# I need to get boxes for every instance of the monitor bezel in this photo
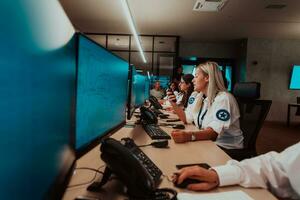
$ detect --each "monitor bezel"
[74,33,128,159]
[44,147,76,200]
[289,65,300,90]
[126,64,135,120]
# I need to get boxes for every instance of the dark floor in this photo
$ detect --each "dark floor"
[256,121,300,155]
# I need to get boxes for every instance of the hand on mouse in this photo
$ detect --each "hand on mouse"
[174,166,219,191]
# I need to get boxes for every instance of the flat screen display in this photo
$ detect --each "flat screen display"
[134,74,146,107]
[0,1,76,198]
[76,34,129,155]
[289,65,300,89]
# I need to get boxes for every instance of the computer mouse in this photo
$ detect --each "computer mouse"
[172,124,185,129]
[174,178,202,188]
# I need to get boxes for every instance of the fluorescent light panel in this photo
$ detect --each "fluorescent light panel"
[120,0,147,63]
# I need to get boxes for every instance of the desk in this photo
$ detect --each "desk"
[63,116,277,200]
[287,103,300,126]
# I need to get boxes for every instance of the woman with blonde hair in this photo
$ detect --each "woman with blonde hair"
[169,61,243,150]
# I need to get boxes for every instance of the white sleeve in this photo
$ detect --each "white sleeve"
[176,93,184,105]
[206,96,232,134]
[184,109,193,124]
[184,93,197,124]
[213,142,300,199]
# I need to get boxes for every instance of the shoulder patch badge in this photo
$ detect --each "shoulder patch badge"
[188,97,195,104]
[216,109,230,121]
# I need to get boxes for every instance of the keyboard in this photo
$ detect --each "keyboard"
[142,124,171,140]
[151,108,164,116]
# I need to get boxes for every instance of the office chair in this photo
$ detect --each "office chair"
[223,82,272,161]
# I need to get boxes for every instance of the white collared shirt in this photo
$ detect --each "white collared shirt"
[150,89,164,99]
[213,142,300,199]
[186,91,244,149]
[185,91,203,123]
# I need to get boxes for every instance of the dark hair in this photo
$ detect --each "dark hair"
[181,74,194,108]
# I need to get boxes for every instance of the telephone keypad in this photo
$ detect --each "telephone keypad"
[122,138,162,183]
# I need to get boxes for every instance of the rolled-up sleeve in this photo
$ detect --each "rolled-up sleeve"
[212,143,300,199]
[185,109,193,124]
[213,164,241,186]
[206,97,232,134]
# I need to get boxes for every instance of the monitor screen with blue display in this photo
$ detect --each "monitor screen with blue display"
[127,67,149,120]
[151,76,170,89]
[0,0,76,199]
[145,75,151,100]
[76,34,129,157]
[289,65,300,89]
[134,74,146,107]
[127,65,137,120]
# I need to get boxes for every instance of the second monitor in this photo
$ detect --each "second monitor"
[75,34,129,158]
[127,65,151,120]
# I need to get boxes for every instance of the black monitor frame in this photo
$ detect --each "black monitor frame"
[73,33,128,159]
[126,66,147,120]
[44,147,76,200]
[127,64,135,120]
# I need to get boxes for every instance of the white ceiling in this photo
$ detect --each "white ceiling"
[60,0,300,42]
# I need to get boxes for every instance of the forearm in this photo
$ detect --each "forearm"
[190,128,218,141]
[171,103,187,124]
[213,149,299,198]
[213,154,280,188]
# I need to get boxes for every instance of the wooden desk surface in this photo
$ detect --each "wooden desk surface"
[63,115,277,200]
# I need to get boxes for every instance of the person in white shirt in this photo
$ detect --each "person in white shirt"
[169,61,243,149]
[175,74,194,108]
[173,142,300,199]
[163,82,179,102]
[150,81,165,99]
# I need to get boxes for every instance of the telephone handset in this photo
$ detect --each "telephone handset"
[99,137,162,198]
[149,96,163,109]
[140,106,158,124]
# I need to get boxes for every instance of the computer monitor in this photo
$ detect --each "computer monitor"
[75,33,129,158]
[0,1,76,199]
[127,65,135,120]
[134,74,147,107]
[127,67,149,120]
[151,75,170,89]
[145,75,151,101]
[289,65,300,90]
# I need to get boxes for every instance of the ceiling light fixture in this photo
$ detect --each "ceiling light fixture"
[120,0,147,63]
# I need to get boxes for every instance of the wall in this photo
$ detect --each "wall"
[246,38,300,123]
[179,41,240,58]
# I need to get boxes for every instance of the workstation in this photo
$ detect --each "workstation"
[1,0,300,200]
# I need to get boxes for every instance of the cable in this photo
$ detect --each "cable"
[67,165,105,188]
[75,167,104,175]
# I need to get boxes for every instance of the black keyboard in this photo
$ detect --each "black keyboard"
[142,124,171,140]
[151,108,164,116]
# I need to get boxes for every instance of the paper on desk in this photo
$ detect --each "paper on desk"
[178,190,254,200]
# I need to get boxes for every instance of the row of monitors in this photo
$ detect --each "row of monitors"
[2,27,150,199]
[127,65,151,120]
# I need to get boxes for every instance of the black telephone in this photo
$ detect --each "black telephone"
[149,96,163,109]
[99,137,163,199]
[140,106,158,124]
